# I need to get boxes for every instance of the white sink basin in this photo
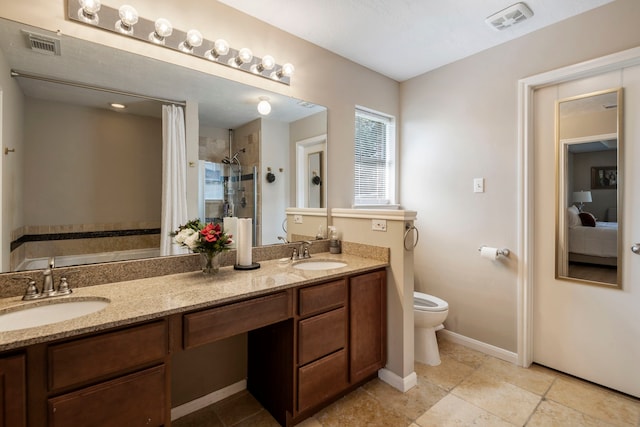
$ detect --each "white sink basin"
[293,260,348,271]
[0,298,110,332]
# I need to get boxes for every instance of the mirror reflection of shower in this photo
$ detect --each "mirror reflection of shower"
[222,147,245,214]
[199,129,258,246]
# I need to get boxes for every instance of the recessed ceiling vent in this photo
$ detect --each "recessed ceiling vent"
[23,30,61,56]
[486,2,534,31]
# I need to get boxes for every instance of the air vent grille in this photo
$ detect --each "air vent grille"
[24,31,61,56]
[486,2,534,31]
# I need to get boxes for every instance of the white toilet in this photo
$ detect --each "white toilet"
[414,291,449,366]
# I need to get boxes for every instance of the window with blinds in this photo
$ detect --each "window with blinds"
[354,107,396,206]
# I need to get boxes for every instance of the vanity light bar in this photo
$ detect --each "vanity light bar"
[68,2,293,85]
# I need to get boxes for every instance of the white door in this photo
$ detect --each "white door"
[532,65,640,398]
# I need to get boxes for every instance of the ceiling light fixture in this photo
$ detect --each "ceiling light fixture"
[257,97,271,115]
[115,5,138,35]
[69,2,294,85]
[110,103,126,109]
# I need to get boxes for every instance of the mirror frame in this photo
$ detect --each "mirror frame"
[555,87,624,288]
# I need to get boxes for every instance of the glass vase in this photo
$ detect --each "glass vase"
[200,251,221,275]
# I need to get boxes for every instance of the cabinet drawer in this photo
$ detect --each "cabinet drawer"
[184,291,291,349]
[48,321,167,392]
[48,365,165,427]
[298,349,348,413]
[298,279,346,317]
[298,307,346,366]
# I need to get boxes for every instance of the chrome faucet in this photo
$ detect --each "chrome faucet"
[41,257,56,297]
[15,257,73,301]
[301,241,312,259]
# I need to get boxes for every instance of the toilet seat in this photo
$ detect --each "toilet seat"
[413,291,448,312]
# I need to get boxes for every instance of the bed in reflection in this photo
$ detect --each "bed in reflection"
[567,206,617,266]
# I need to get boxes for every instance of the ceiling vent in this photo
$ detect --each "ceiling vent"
[23,30,61,56]
[486,2,534,31]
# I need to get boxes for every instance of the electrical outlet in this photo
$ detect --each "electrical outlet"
[371,219,387,231]
[294,215,303,224]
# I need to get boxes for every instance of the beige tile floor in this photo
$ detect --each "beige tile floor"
[173,339,640,427]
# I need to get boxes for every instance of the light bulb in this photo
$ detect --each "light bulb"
[149,18,173,44]
[239,48,253,63]
[78,0,101,24]
[214,39,230,56]
[179,29,203,53]
[115,5,138,35]
[271,63,295,81]
[205,39,230,61]
[281,63,295,77]
[228,48,253,67]
[251,55,275,74]
[257,98,271,115]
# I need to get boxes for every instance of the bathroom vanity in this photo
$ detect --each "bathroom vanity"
[0,254,386,426]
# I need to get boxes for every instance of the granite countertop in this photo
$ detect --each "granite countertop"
[0,253,387,352]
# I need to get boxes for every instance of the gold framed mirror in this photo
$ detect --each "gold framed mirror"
[556,88,623,287]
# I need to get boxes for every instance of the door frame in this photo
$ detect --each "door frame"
[516,46,640,367]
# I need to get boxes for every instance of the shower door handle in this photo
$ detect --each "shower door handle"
[632,244,640,255]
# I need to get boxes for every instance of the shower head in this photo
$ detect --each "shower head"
[223,148,245,165]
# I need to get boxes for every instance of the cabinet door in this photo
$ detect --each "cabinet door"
[0,354,26,427]
[349,270,386,383]
[48,365,165,427]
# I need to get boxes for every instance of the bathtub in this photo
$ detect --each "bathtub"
[18,248,161,270]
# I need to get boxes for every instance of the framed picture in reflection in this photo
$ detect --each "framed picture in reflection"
[591,166,617,189]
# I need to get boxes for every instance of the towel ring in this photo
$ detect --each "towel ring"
[404,224,419,251]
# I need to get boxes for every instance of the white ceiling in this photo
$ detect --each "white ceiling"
[218,0,614,82]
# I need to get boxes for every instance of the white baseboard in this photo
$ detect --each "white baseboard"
[378,368,417,392]
[438,329,518,364]
[171,379,247,421]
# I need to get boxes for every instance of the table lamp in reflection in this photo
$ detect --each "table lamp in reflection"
[573,190,592,212]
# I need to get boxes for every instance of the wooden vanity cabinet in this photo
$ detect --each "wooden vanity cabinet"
[349,269,387,383]
[0,353,26,427]
[289,269,387,424]
[43,321,169,427]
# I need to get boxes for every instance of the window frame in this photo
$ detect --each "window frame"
[353,105,397,207]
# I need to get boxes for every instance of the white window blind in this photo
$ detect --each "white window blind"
[354,107,396,206]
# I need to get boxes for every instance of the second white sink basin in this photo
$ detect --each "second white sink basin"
[0,298,110,332]
[293,260,348,271]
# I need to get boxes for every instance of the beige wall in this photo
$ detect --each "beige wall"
[400,0,640,351]
[560,109,618,139]
[23,98,162,227]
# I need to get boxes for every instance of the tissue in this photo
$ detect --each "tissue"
[480,246,498,261]
[236,218,253,266]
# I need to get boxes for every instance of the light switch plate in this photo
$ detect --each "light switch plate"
[372,219,387,231]
[474,178,485,193]
[294,215,303,224]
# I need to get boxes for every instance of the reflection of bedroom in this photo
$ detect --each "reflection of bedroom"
[566,141,617,284]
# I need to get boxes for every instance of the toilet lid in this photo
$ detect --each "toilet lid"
[413,292,449,312]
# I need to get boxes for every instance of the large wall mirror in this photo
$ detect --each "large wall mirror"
[556,88,623,288]
[0,17,327,273]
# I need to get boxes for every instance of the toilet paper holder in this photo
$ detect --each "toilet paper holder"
[478,246,510,257]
